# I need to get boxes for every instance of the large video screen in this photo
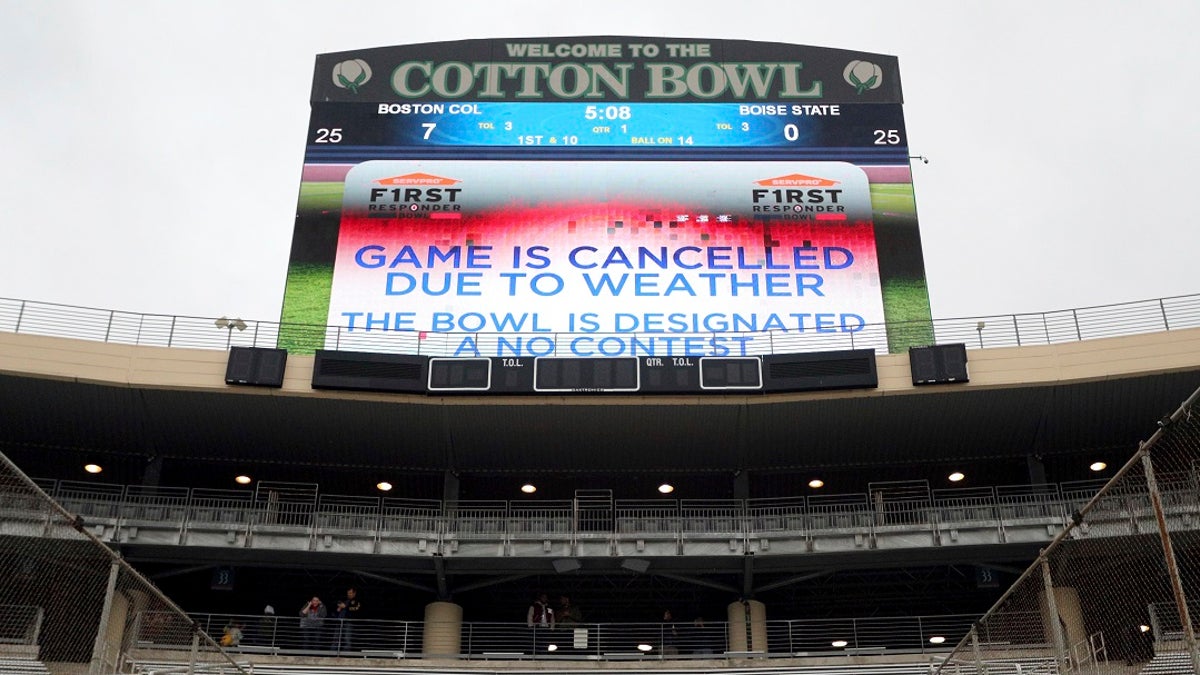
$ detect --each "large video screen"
[281,38,932,357]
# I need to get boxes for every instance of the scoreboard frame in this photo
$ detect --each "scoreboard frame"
[281,37,934,358]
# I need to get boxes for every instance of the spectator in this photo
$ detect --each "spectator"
[688,616,716,655]
[661,609,680,655]
[527,592,554,654]
[255,605,276,647]
[557,595,582,627]
[527,592,554,629]
[332,587,362,651]
[299,596,327,651]
[220,621,243,648]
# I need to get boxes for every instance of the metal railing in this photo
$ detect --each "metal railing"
[134,611,978,660]
[10,470,1199,551]
[1148,601,1200,643]
[2,293,1199,356]
[0,604,44,646]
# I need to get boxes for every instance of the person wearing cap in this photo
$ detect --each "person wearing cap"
[254,605,277,646]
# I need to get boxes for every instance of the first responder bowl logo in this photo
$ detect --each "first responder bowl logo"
[366,173,465,219]
[333,59,372,94]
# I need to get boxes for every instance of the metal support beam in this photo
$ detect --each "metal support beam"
[351,569,435,594]
[434,555,449,600]
[89,560,121,675]
[149,564,215,581]
[753,569,833,594]
[655,572,740,595]
[1040,555,1068,671]
[451,573,535,595]
[1142,449,1200,675]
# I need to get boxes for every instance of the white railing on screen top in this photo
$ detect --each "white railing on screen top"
[0,293,1198,356]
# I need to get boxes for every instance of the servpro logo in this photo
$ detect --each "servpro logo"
[368,173,464,218]
[375,173,461,186]
[754,173,840,188]
[751,174,845,218]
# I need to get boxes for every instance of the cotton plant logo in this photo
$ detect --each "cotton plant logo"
[333,59,372,94]
[843,60,882,95]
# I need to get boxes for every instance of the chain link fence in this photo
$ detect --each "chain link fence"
[936,386,1200,675]
[0,452,248,674]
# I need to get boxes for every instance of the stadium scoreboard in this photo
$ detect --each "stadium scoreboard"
[281,37,933,360]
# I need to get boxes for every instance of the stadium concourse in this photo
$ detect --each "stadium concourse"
[1,308,1199,671]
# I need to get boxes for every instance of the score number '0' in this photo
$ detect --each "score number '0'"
[779,125,902,145]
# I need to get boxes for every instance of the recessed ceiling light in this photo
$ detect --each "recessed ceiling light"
[637,643,653,652]
[521,484,537,494]
[808,479,825,489]
[948,472,965,482]
[84,464,103,474]
[831,639,848,648]
[235,475,252,485]
[658,483,674,494]
[1090,461,1108,472]
[376,481,393,492]
[928,636,946,644]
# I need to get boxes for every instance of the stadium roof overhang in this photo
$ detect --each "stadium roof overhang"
[1,362,1197,477]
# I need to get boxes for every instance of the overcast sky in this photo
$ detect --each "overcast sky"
[2,1,1196,324]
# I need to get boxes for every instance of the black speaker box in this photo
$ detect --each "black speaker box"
[762,349,878,392]
[908,343,969,385]
[311,350,428,393]
[224,347,287,387]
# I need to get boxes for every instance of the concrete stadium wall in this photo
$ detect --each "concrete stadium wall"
[1,328,1198,403]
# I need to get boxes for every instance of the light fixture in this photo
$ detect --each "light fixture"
[637,644,653,652]
[621,558,651,573]
[1139,624,1151,633]
[84,463,103,474]
[521,484,537,494]
[1090,461,1108,472]
[831,640,848,648]
[948,472,965,483]
[546,644,558,652]
[214,316,248,331]
[928,636,946,644]
[235,475,252,485]
[657,483,674,494]
[808,479,825,489]
[552,559,582,573]
[376,481,393,492]
[214,316,248,349]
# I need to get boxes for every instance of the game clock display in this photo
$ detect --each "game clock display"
[306,101,908,160]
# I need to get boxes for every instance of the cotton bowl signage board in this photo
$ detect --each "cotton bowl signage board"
[280,37,932,357]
